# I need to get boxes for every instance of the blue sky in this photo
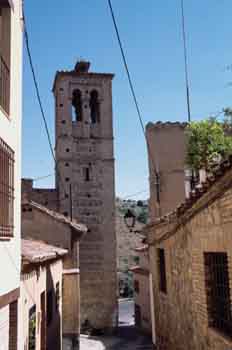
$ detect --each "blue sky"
[23,0,232,199]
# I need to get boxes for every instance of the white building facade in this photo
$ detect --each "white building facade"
[0,1,23,349]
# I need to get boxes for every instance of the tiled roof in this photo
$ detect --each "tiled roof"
[22,200,87,234]
[146,121,188,130]
[148,155,232,228]
[22,239,68,265]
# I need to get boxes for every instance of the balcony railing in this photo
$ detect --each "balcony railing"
[0,55,10,115]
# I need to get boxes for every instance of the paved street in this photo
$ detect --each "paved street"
[80,299,153,350]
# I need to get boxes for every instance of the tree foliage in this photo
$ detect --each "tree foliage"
[185,117,232,171]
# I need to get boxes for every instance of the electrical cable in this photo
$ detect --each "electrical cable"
[22,8,68,198]
[33,173,54,182]
[107,0,161,207]
[181,0,191,122]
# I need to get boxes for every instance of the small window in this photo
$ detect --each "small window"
[134,280,139,294]
[65,177,70,182]
[84,167,90,182]
[0,137,14,238]
[55,282,60,311]
[65,162,69,167]
[204,252,232,337]
[134,256,140,265]
[66,148,70,153]
[47,290,53,326]
[89,90,100,124]
[72,89,82,122]
[157,248,167,293]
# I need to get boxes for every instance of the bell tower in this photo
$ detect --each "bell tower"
[53,61,117,329]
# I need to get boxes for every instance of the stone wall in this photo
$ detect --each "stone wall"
[148,168,232,350]
[22,179,58,211]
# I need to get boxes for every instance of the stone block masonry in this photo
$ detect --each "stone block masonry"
[148,162,232,350]
[53,61,117,330]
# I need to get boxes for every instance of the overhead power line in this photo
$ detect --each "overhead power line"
[181,0,191,122]
[22,8,68,198]
[107,0,161,207]
[122,189,149,199]
[33,173,54,182]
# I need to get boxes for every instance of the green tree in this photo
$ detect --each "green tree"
[185,118,232,171]
[137,209,148,224]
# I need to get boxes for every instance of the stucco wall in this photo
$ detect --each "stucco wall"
[0,0,23,298]
[146,122,187,220]
[133,249,152,334]
[22,207,71,252]
[19,259,63,350]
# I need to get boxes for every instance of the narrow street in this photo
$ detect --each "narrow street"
[80,299,153,350]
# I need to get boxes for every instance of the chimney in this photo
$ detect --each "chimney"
[21,178,33,203]
[74,60,90,73]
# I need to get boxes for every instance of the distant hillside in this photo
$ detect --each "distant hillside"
[115,197,149,296]
[116,198,149,224]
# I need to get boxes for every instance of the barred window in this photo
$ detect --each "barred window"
[157,248,167,293]
[204,252,232,338]
[0,137,14,237]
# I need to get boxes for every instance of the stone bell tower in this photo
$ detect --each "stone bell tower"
[53,61,117,330]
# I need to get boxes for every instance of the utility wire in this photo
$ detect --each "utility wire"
[22,8,68,198]
[107,0,161,207]
[122,189,149,199]
[181,0,191,122]
[33,173,54,182]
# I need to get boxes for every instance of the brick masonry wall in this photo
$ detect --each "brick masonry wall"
[149,178,232,350]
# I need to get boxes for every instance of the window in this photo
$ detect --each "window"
[157,248,167,293]
[72,89,82,122]
[134,280,139,293]
[0,6,11,115]
[204,252,232,337]
[46,290,53,326]
[84,167,90,182]
[134,256,140,265]
[89,90,100,124]
[0,137,14,238]
[55,282,60,311]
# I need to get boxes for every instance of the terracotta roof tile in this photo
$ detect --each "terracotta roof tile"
[22,239,68,265]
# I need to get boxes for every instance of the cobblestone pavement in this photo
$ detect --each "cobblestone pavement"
[80,326,154,350]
